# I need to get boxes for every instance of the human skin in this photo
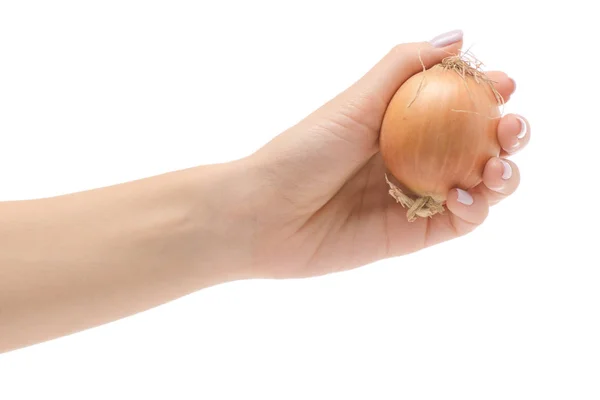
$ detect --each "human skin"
[0,30,530,353]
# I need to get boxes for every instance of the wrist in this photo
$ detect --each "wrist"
[184,158,264,282]
[200,153,318,280]
[187,154,305,281]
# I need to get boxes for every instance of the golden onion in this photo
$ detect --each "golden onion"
[380,54,503,221]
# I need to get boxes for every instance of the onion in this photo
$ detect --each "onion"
[379,53,503,222]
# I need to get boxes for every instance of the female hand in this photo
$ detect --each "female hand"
[0,30,530,352]
[239,30,530,278]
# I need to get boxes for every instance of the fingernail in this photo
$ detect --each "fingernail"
[429,29,464,48]
[516,116,527,139]
[456,188,473,205]
[500,159,512,180]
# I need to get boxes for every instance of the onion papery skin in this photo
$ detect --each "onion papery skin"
[380,64,502,208]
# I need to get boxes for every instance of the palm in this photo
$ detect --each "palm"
[253,52,526,279]
[286,72,521,278]
[296,153,453,277]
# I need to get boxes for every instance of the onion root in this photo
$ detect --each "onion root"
[385,174,444,222]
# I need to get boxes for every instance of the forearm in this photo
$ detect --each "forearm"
[0,162,251,353]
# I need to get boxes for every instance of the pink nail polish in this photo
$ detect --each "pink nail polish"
[500,160,512,180]
[456,189,473,205]
[516,117,527,139]
[429,30,463,48]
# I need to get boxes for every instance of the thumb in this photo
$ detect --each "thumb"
[343,30,464,107]
[249,31,465,215]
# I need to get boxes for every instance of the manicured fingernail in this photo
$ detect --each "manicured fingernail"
[429,29,463,48]
[500,159,512,180]
[456,188,473,205]
[516,116,527,139]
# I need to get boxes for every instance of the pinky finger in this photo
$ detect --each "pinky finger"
[445,188,489,235]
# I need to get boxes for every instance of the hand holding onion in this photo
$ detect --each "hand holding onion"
[247,30,529,278]
[0,30,532,353]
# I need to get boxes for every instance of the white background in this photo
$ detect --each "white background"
[1,1,599,399]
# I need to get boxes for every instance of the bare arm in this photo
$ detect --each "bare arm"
[0,34,529,354]
[0,161,254,353]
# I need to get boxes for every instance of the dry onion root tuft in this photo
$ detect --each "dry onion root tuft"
[380,50,504,222]
[385,173,445,222]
